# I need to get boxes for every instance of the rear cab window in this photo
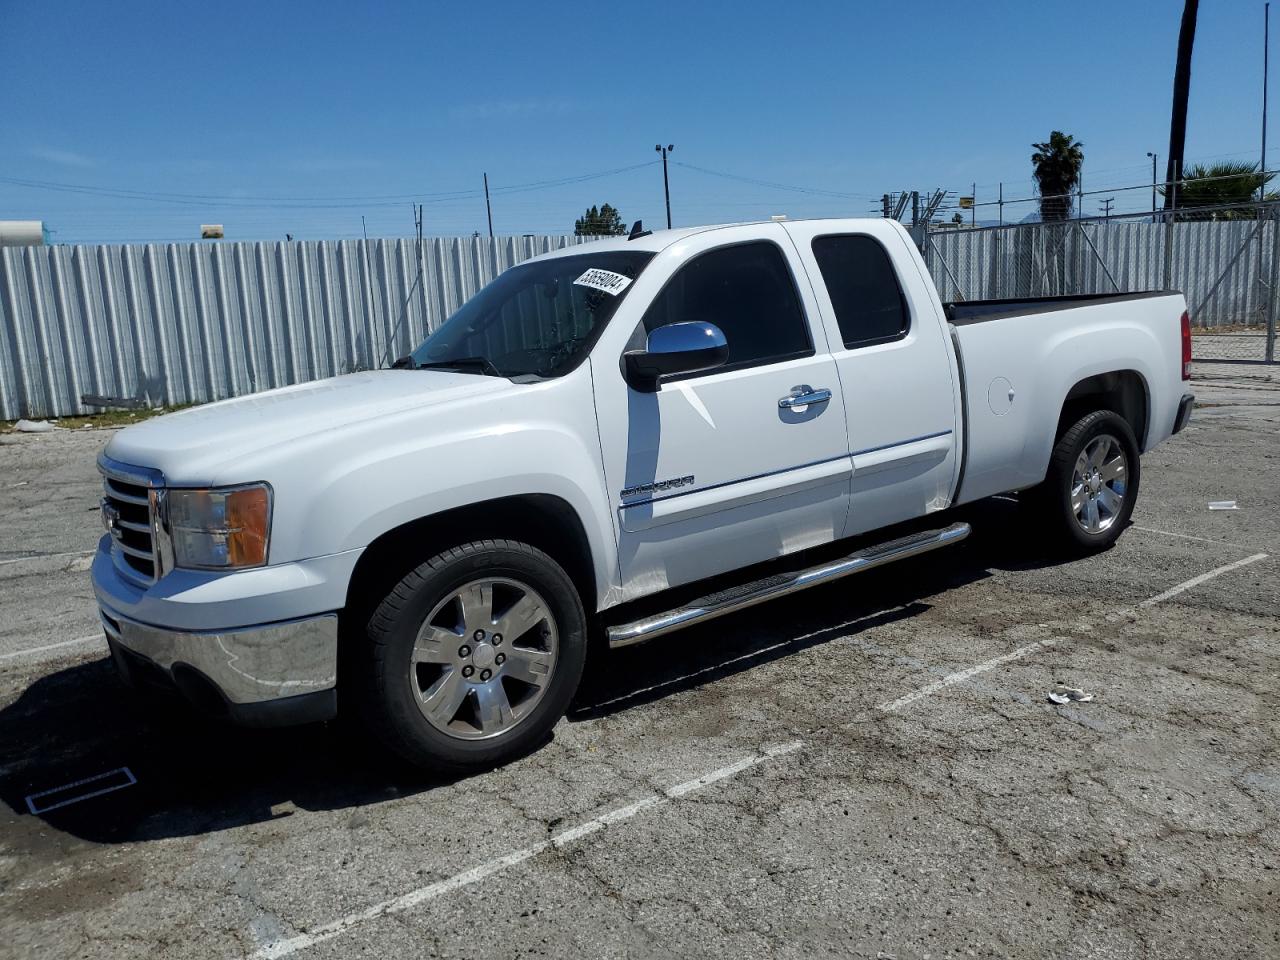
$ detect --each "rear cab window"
[641,240,813,374]
[811,234,910,349]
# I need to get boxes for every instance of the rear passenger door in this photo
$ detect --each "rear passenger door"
[783,222,960,535]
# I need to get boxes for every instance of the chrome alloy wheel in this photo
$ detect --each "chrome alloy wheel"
[410,577,558,741]
[1071,433,1128,535]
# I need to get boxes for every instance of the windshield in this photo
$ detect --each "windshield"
[406,250,655,379]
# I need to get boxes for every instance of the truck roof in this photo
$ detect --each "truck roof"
[528,217,896,260]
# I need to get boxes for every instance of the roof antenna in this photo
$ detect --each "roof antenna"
[628,219,652,241]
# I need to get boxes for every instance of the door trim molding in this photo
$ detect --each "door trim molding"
[851,429,952,458]
[619,452,851,507]
[618,455,851,533]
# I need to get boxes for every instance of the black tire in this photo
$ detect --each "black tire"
[358,539,587,772]
[1035,409,1141,554]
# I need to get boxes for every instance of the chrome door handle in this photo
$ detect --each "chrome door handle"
[778,387,832,409]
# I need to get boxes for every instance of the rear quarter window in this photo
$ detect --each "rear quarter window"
[811,234,910,349]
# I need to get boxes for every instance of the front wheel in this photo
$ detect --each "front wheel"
[1034,409,1141,553]
[359,540,587,771]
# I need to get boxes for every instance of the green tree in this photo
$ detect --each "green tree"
[1164,161,1275,219]
[574,203,627,237]
[1031,131,1085,221]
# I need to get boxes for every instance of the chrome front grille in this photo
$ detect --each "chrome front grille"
[99,457,165,585]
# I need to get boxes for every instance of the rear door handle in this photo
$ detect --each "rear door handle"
[778,387,832,409]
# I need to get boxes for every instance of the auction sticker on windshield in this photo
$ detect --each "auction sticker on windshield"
[574,268,633,295]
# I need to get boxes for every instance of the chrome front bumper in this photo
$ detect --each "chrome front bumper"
[100,604,339,726]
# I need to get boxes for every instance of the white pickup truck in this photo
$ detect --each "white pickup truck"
[92,218,1194,769]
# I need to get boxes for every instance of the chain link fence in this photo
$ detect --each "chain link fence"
[923,203,1279,363]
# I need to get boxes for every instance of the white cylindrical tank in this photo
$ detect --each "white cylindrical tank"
[0,221,46,247]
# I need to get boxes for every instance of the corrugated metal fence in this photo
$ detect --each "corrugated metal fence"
[923,216,1278,328]
[923,213,1280,363]
[5,219,1277,420]
[0,234,592,419]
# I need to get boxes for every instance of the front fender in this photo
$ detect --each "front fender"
[251,374,621,611]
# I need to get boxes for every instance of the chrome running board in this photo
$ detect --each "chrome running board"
[606,522,971,649]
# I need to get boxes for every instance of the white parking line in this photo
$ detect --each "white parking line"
[251,740,803,960]
[1138,552,1268,607]
[1132,525,1249,547]
[876,636,1061,713]
[877,552,1271,715]
[0,634,102,663]
[0,549,95,567]
[249,552,1269,957]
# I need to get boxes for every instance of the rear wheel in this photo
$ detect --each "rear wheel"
[359,540,586,771]
[1034,409,1140,553]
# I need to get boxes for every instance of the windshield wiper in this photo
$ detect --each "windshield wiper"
[414,356,505,377]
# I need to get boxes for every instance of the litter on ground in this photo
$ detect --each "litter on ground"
[13,419,57,433]
[1048,683,1094,705]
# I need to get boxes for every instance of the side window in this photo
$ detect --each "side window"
[811,234,910,349]
[641,241,812,372]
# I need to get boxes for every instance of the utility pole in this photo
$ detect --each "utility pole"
[483,172,494,238]
[1099,197,1115,218]
[1147,152,1158,219]
[1264,2,1271,201]
[882,194,891,218]
[655,144,674,228]
[1165,0,1200,211]
[971,182,976,226]
[998,183,1003,226]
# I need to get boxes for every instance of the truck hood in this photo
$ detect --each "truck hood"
[104,370,516,483]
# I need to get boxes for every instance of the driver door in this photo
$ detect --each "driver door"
[591,224,852,600]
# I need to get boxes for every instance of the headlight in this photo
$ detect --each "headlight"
[166,484,272,569]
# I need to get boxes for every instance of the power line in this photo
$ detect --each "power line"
[0,161,661,209]
[670,161,874,200]
[965,167,1280,211]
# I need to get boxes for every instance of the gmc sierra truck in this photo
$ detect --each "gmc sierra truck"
[92,218,1195,770]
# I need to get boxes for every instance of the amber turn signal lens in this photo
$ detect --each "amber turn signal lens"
[225,486,270,567]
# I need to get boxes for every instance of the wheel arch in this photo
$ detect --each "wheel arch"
[342,494,599,633]
[1055,369,1150,450]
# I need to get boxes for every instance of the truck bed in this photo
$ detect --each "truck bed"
[945,290,1179,326]
[946,289,1188,505]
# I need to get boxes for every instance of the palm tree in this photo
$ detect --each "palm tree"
[1031,131,1085,221]
[1163,161,1275,219]
[1164,0,1200,210]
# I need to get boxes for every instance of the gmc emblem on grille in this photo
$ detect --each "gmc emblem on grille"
[101,499,122,538]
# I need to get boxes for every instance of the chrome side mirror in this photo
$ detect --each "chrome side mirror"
[623,321,729,392]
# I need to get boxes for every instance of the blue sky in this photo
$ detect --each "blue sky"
[0,0,1270,242]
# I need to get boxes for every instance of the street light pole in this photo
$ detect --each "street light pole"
[655,144,674,229]
[1147,151,1158,220]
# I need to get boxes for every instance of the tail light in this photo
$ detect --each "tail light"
[1180,310,1192,380]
